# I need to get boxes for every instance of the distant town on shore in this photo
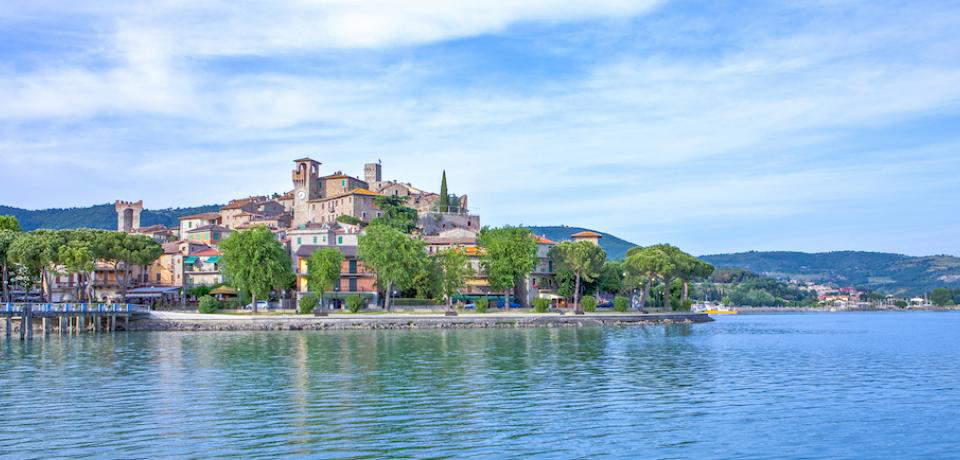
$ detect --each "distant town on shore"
[2,157,959,311]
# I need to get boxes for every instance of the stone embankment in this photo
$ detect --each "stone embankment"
[129,311,712,331]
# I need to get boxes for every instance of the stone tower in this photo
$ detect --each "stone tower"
[115,200,143,232]
[364,161,382,191]
[292,158,321,227]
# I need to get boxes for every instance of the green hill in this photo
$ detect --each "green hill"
[700,251,960,296]
[0,203,222,231]
[525,225,638,260]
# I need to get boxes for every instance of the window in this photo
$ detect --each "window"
[296,237,301,245]
[156,273,161,282]
[349,278,357,292]
[188,221,193,228]
[342,179,346,187]
[312,236,317,244]
[337,236,343,245]
[349,259,357,274]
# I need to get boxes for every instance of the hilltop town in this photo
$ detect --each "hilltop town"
[47,158,603,308]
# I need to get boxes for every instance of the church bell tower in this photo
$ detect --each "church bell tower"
[292,158,321,227]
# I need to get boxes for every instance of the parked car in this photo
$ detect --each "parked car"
[496,299,522,308]
[243,301,271,311]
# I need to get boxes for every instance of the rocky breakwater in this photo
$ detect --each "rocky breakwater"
[129,311,712,331]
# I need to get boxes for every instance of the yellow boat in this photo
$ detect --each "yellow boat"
[705,309,738,315]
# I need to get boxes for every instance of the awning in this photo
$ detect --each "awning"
[209,286,237,295]
[205,256,221,264]
[465,279,490,287]
[183,256,198,264]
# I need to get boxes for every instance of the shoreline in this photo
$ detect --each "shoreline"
[128,311,713,331]
[730,306,960,314]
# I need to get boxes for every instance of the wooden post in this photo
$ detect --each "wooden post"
[124,315,129,331]
[23,304,33,340]
[58,316,63,334]
[42,317,48,334]
[110,315,116,332]
[5,314,10,338]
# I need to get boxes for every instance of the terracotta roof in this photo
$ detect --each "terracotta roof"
[187,224,231,233]
[180,212,221,220]
[534,235,557,245]
[309,188,380,202]
[162,242,180,254]
[190,248,221,257]
[571,231,603,238]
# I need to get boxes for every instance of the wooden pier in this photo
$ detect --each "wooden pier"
[2,303,150,340]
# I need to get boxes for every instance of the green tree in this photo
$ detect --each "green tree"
[220,226,294,313]
[358,223,426,310]
[597,261,623,295]
[6,230,66,302]
[478,226,537,310]
[372,195,419,233]
[306,247,344,312]
[550,241,606,314]
[436,249,470,309]
[438,170,450,213]
[0,229,21,302]
[0,215,21,232]
[931,288,954,306]
[623,246,673,311]
[58,239,96,302]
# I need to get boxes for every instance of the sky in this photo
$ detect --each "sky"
[1,0,959,256]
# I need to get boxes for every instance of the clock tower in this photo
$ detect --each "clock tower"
[292,157,321,227]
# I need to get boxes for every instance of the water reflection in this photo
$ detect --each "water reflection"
[3,314,960,458]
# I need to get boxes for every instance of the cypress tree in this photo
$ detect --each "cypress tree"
[439,170,449,212]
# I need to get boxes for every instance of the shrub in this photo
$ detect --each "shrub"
[299,294,319,314]
[346,295,364,313]
[392,298,445,306]
[336,215,362,226]
[189,285,212,298]
[614,296,629,312]
[198,295,220,314]
[581,295,597,313]
[475,297,489,314]
[532,298,550,313]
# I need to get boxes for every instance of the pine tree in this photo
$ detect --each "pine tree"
[438,170,449,212]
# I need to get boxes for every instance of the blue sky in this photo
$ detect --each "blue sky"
[1,0,959,255]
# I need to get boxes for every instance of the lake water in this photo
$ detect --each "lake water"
[2,313,959,458]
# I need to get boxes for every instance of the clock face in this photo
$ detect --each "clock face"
[297,191,306,200]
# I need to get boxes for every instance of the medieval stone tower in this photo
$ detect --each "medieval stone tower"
[364,161,382,191]
[292,158,321,227]
[115,200,143,232]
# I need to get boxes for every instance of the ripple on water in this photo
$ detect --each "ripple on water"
[2,313,960,458]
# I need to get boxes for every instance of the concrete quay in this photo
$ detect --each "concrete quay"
[130,311,713,331]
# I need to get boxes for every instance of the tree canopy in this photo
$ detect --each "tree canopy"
[436,248,471,308]
[371,195,419,233]
[478,226,537,309]
[307,247,343,310]
[219,226,294,312]
[550,241,606,313]
[358,223,426,309]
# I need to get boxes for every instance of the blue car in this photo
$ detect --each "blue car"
[496,299,522,308]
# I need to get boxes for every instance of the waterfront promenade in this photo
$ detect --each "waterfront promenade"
[132,310,712,331]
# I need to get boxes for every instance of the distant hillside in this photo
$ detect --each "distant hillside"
[0,203,222,231]
[525,226,637,260]
[700,251,960,296]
